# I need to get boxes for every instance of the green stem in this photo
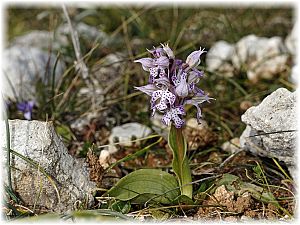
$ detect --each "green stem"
[168,124,192,198]
[181,155,192,197]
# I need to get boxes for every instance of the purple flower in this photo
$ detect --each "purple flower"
[161,43,175,59]
[134,84,158,96]
[184,94,213,123]
[162,106,186,128]
[185,47,206,68]
[147,47,165,58]
[135,55,169,83]
[134,43,212,128]
[134,58,154,71]
[172,70,189,97]
[17,100,35,120]
[151,89,176,112]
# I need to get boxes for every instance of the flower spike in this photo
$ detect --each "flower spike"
[134,44,213,128]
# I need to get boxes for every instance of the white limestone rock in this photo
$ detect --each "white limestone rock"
[108,122,152,153]
[13,30,61,50]
[2,46,65,101]
[0,120,96,212]
[232,35,289,82]
[206,40,235,77]
[240,88,297,167]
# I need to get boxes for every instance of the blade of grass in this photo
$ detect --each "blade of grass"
[69,209,133,221]
[50,52,61,120]
[105,136,162,171]
[272,158,293,181]
[5,117,13,193]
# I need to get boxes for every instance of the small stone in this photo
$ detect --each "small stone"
[108,122,152,153]
[290,64,299,85]
[240,100,253,112]
[208,151,223,164]
[70,112,100,133]
[99,149,111,169]
[206,40,235,77]
[0,120,96,212]
[221,137,241,154]
[214,185,235,203]
[240,88,296,168]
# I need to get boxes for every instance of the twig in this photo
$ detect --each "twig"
[248,130,297,137]
[62,5,96,108]
[62,5,89,80]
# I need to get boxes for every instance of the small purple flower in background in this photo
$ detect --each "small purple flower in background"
[134,44,213,128]
[17,100,35,120]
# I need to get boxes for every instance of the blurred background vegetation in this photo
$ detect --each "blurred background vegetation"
[6,5,294,137]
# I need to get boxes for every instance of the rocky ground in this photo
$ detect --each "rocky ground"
[2,6,297,222]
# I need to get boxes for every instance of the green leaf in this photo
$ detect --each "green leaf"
[106,169,180,204]
[168,125,192,198]
[150,209,171,220]
[215,173,239,188]
[173,194,195,205]
[55,124,73,142]
[111,201,131,214]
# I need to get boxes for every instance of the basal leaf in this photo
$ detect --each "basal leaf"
[106,169,180,204]
[173,194,195,205]
[111,201,131,214]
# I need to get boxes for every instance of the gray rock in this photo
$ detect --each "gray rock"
[0,120,96,212]
[91,53,126,87]
[13,23,111,52]
[56,22,111,47]
[232,35,288,82]
[108,122,152,153]
[206,35,290,82]
[2,46,65,101]
[206,40,235,77]
[13,30,61,51]
[240,88,297,167]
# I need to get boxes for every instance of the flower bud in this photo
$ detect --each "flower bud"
[186,47,206,68]
[161,43,175,59]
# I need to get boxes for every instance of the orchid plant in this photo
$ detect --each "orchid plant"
[134,44,212,198]
[107,44,212,203]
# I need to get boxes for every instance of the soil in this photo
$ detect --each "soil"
[195,184,292,221]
